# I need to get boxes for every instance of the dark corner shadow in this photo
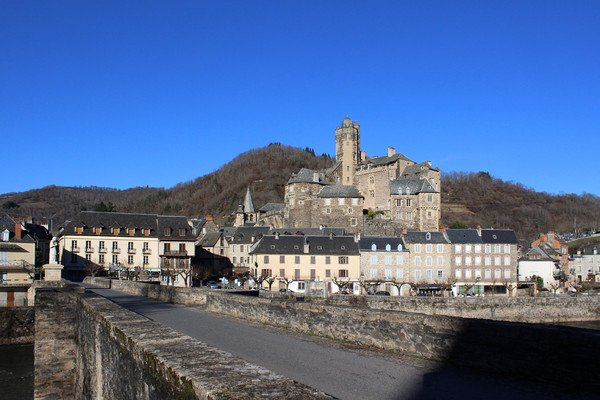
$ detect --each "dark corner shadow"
[404,319,599,400]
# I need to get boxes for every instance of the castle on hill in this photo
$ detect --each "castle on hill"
[236,116,441,233]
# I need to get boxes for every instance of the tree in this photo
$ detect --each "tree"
[359,279,382,295]
[264,275,278,291]
[449,221,468,229]
[536,276,544,291]
[332,277,352,293]
[85,259,105,277]
[278,277,294,291]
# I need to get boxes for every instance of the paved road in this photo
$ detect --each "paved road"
[82,284,593,400]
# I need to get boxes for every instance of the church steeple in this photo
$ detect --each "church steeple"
[243,186,255,213]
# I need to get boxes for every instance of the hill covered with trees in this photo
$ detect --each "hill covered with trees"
[2,144,599,241]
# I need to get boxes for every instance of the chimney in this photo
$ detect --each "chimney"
[304,237,310,254]
[14,223,22,240]
[387,147,395,157]
[275,232,279,240]
[477,226,482,236]
[329,232,334,240]
[548,232,555,248]
[251,235,255,243]
[401,226,407,235]
[269,224,274,230]
[440,226,446,232]
[206,214,213,221]
[354,230,361,243]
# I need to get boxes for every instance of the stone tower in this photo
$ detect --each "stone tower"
[335,116,361,185]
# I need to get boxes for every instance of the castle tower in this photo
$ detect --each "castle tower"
[335,116,361,185]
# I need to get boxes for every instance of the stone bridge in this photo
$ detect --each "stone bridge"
[33,279,600,399]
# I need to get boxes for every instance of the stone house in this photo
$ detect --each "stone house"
[531,232,569,272]
[448,228,519,296]
[59,212,195,286]
[0,217,37,306]
[570,243,600,284]
[359,235,410,295]
[249,233,361,294]
[402,231,452,296]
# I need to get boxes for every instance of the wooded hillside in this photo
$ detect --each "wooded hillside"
[2,145,599,241]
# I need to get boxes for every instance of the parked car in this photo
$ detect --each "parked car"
[336,290,350,295]
[279,288,294,293]
[207,281,221,289]
[375,291,391,296]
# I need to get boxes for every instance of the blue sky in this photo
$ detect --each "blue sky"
[2,1,599,196]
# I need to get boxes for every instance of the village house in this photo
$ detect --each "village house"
[358,235,410,295]
[570,243,600,284]
[518,245,562,291]
[58,211,195,286]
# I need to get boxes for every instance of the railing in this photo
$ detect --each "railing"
[112,248,121,254]
[128,248,136,254]
[162,250,188,257]
[85,247,94,253]
[71,247,80,253]
[98,248,107,253]
[143,248,152,255]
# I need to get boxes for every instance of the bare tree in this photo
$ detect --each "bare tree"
[192,265,210,287]
[359,279,382,295]
[332,277,352,293]
[85,259,105,278]
[390,278,410,296]
[264,275,278,291]
[278,277,294,291]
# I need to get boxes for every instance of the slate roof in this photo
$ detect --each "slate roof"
[323,161,342,177]
[197,232,222,247]
[243,187,255,213]
[445,229,483,244]
[250,235,359,255]
[0,243,28,252]
[317,185,363,198]
[60,211,195,241]
[481,229,518,244]
[401,162,439,178]
[403,231,449,244]
[525,245,556,261]
[359,236,407,252]
[360,152,413,167]
[231,226,270,244]
[390,179,437,195]
[269,227,346,236]
[258,203,285,213]
[287,168,331,185]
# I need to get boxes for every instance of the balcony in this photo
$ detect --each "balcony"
[112,248,121,254]
[162,250,188,257]
[85,247,94,253]
[128,248,136,255]
[98,248,107,253]
[71,247,80,253]
[143,248,152,255]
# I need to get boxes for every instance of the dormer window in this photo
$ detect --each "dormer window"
[75,226,83,234]
[270,245,275,249]
[128,228,135,236]
[426,233,431,240]
[397,244,403,251]
[341,245,346,250]
[294,245,299,249]
[386,244,391,251]
[1,229,8,242]
[112,228,119,235]
[164,228,171,236]
[371,243,377,251]
[179,228,186,236]
[94,227,102,234]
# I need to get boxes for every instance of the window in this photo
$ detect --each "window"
[396,199,402,207]
[475,256,481,266]
[179,228,186,236]
[437,256,444,266]
[437,244,443,253]
[164,243,170,252]
[485,256,491,266]
[339,269,348,278]
[385,256,391,265]
[465,245,472,253]
[475,270,481,279]
[99,254,104,264]
[261,269,272,277]
[280,255,285,264]
[504,256,511,266]
[128,228,135,236]
[295,256,300,264]
[127,255,133,265]
[425,270,432,279]
[455,256,462,265]
[494,244,501,253]
[280,269,285,278]
[494,269,501,279]
[310,269,316,280]
[326,256,330,264]
[465,256,472,265]
[325,269,331,278]
[465,269,472,279]
[369,176,374,184]
[397,244,403,251]
[426,256,432,266]
[128,242,134,250]
[326,208,331,214]
[426,244,432,253]
[371,243,377,251]
[406,199,412,207]
[371,256,377,265]
[474,245,481,253]
[397,255,403,265]
[503,270,511,279]
[264,256,269,264]
[428,194,433,203]
[311,256,316,264]
[295,269,300,279]
[504,244,510,254]
[396,269,403,278]
[99,241,105,250]
[348,208,353,214]
[455,245,462,253]
[485,270,491,279]
[85,254,91,261]
[351,218,357,226]
[369,190,374,198]
[414,244,421,253]
[143,256,148,265]
[164,228,171,236]
[455,269,461,278]
[71,240,78,250]
[85,240,91,250]
[385,269,392,279]
[415,270,421,280]
[112,255,118,264]
[386,244,391,251]
[426,233,431,241]
[485,244,491,253]
[494,256,501,265]
[338,198,344,205]
[437,270,444,279]
[406,212,412,220]
[414,256,421,266]
[325,198,331,205]
[370,269,377,278]
[339,256,348,264]
[297,281,306,290]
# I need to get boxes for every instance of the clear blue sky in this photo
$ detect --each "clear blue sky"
[2,1,599,196]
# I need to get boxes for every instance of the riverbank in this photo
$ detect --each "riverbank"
[0,343,34,400]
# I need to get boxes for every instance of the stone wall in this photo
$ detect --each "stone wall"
[0,306,34,345]
[35,282,329,399]
[204,291,600,392]
[307,295,600,323]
